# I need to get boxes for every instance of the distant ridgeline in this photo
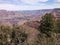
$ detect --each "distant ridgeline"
[0,8,60,24]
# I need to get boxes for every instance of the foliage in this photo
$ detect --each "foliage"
[38,13,55,37]
[0,24,28,45]
[54,19,60,33]
[0,13,60,45]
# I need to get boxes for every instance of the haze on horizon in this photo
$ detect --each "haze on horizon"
[0,0,60,11]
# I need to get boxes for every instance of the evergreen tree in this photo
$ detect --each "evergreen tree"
[38,13,55,37]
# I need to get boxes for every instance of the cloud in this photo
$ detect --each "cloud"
[53,4,60,8]
[39,0,48,2]
[0,3,60,11]
[20,0,48,4]
[54,0,60,2]
[0,0,20,4]
[0,0,48,5]
[0,4,21,11]
[0,0,11,3]
[0,4,51,11]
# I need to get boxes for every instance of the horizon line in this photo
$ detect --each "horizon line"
[0,8,59,11]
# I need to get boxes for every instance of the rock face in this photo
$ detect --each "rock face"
[0,10,41,24]
[52,8,60,19]
[0,8,60,24]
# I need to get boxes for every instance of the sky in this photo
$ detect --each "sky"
[0,0,60,10]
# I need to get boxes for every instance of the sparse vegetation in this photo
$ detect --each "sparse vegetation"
[54,19,60,33]
[38,13,60,45]
[0,13,60,45]
[0,24,28,45]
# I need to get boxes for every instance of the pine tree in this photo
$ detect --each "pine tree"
[38,13,55,37]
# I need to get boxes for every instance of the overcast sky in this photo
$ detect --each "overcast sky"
[0,0,60,10]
